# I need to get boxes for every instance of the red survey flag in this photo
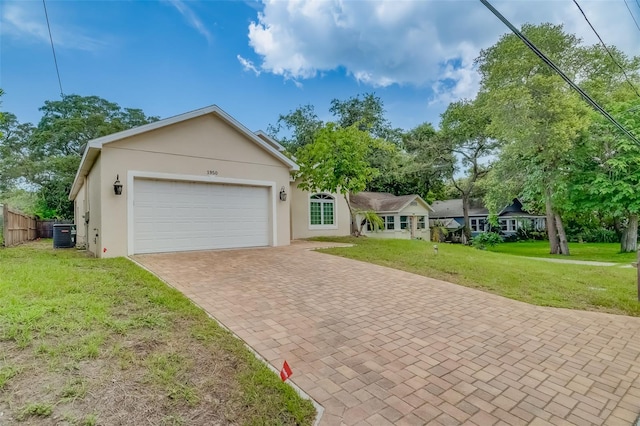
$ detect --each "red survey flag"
[280,360,293,382]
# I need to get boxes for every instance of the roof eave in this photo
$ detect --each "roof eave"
[69,145,100,200]
[396,195,435,213]
[68,105,300,200]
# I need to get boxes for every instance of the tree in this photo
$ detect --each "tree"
[3,94,158,218]
[400,123,450,202]
[569,98,640,252]
[566,44,640,252]
[329,93,401,143]
[0,113,35,193]
[295,123,391,233]
[438,96,498,242]
[477,23,593,255]
[267,104,323,155]
[268,93,438,199]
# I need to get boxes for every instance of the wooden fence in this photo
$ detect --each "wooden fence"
[36,219,73,239]
[1,204,37,247]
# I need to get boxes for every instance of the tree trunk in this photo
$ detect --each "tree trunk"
[344,194,357,235]
[545,188,559,254]
[554,213,570,256]
[462,193,471,244]
[621,214,638,252]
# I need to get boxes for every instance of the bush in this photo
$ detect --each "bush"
[569,228,618,243]
[472,232,503,250]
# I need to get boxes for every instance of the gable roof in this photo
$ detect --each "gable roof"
[430,199,488,218]
[431,198,544,219]
[350,192,433,213]
[254,130,287,153]
[69,105,298,200]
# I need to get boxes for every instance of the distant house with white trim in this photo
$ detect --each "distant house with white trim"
[429,198,546,238]
[350,192,434,240]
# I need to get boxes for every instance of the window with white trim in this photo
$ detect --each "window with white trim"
[310,194,335,226]
[383,216,395,230]
[499,219,516,232]
[471,218,487,232]
[400,216,409,230]
[417,216,426,229]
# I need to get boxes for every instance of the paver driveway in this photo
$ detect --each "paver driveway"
[134,241,640,426]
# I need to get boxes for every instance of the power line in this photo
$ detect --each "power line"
[479,0,640,146]
[573,0,640,99]
[42,0,64,98]
[624,0,640,33]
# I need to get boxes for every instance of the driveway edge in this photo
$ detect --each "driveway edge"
[127,257,325,426]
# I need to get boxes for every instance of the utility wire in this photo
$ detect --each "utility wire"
[43,0,64,98]
[479,0,640,146]
[624,0,640,33]
[573,0,640,99]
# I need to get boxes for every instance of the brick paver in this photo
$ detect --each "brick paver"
[134,241,640,425]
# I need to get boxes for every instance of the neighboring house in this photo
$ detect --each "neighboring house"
[429,198,546,238]
[350,192,433,240]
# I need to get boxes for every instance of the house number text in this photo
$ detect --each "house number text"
[206,170,219,176]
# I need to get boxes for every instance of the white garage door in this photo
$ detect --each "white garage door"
[133,179,270,254]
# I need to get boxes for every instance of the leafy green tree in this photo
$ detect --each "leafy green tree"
[569,98,640,252]
[296,123,391,233]
[477,23,593,255]
[0,113,35,193]
[329,93,401,143]
[438,96,498,242]
[269,93,438,198]
[400,123,450,202]
[2,95,158,218]
[564,43,640,252]
[267,104,323,155]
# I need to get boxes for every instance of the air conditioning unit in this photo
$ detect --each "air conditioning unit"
[53,224,76,248]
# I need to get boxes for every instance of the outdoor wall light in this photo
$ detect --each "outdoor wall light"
[113,175,123,195]
[279,186,287,201]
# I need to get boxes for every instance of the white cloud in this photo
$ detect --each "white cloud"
[244,0,640,103]
[0,2,106,51]
[164,0,212,43]
[237,55,261,75]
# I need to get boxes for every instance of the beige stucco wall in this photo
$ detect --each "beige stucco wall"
[74,180,87,248]
[95,113,291,258]
[290,180,351,239]
[86,154,102,256]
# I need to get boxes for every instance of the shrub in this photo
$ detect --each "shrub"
[569,228,618,243]
[472,232,503,250]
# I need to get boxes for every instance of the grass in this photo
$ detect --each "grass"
[487,240,637,263]
[0,240,315,425]
[313,237,640,317]
[18,402,53,420]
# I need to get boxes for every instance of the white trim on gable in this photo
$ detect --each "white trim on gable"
[395,195,435,213]
[69,105,298,201]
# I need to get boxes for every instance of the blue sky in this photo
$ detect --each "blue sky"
[2,0,639,134]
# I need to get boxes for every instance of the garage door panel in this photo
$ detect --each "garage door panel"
[133,179,270,254]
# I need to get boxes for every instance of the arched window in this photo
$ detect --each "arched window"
[309,194,335,226]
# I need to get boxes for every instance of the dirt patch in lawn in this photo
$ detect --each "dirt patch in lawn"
[0,241,315,426]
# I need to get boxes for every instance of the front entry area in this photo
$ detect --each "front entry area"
[133,178,270,254]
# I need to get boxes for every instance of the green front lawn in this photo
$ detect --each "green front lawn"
[313,237,640,317]
[486,240,637,263]
[0,241,315,425]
